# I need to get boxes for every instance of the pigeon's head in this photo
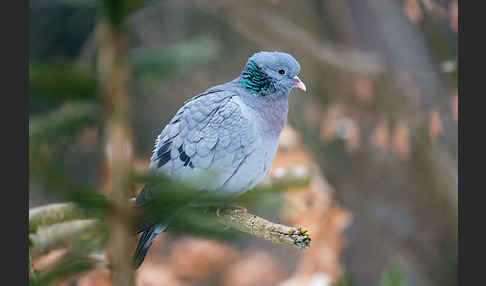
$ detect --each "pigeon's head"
[240,51,306,96]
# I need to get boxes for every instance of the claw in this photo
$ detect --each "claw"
[215,205,247,216]
[230,205,248,213]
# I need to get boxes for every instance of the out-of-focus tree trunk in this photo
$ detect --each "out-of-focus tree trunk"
[97,20,135,286]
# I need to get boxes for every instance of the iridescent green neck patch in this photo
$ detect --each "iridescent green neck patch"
[240,61,274,95]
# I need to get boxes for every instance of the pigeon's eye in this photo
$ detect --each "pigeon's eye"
[278,69,286,75]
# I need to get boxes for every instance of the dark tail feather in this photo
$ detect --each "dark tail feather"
[133,223,168,269]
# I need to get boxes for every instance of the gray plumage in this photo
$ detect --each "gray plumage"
[133,51,306,268]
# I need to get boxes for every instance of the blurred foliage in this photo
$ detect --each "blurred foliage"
[100,0,141,25]
[100,0,168,25]
[170,208,243,241]
[30,221,108,285]
[29,63,98,114]
[29,220,109,286]
[333,275,355,286]
[30,63,97,101]
[333,266,407,286]
[130,36,220,78]
[31,257,97,286]
[29,147,108,213]
[132,171,277,240]
[29,102,100,147]
[379,266,407,286]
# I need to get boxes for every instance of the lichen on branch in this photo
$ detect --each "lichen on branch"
[213,207,311,249]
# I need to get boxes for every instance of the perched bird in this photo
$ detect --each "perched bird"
[133,51,306,268]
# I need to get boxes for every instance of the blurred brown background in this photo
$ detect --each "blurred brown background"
[29,0,458,285]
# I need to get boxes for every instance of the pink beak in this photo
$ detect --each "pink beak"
[293,76,307,92]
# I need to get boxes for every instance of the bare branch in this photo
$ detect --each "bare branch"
[29,202,94,234]
[30,219,101,258]
[213,207,311,249]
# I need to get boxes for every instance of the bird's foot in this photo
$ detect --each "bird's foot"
[215,205,248,217]
[228,204,248,213]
